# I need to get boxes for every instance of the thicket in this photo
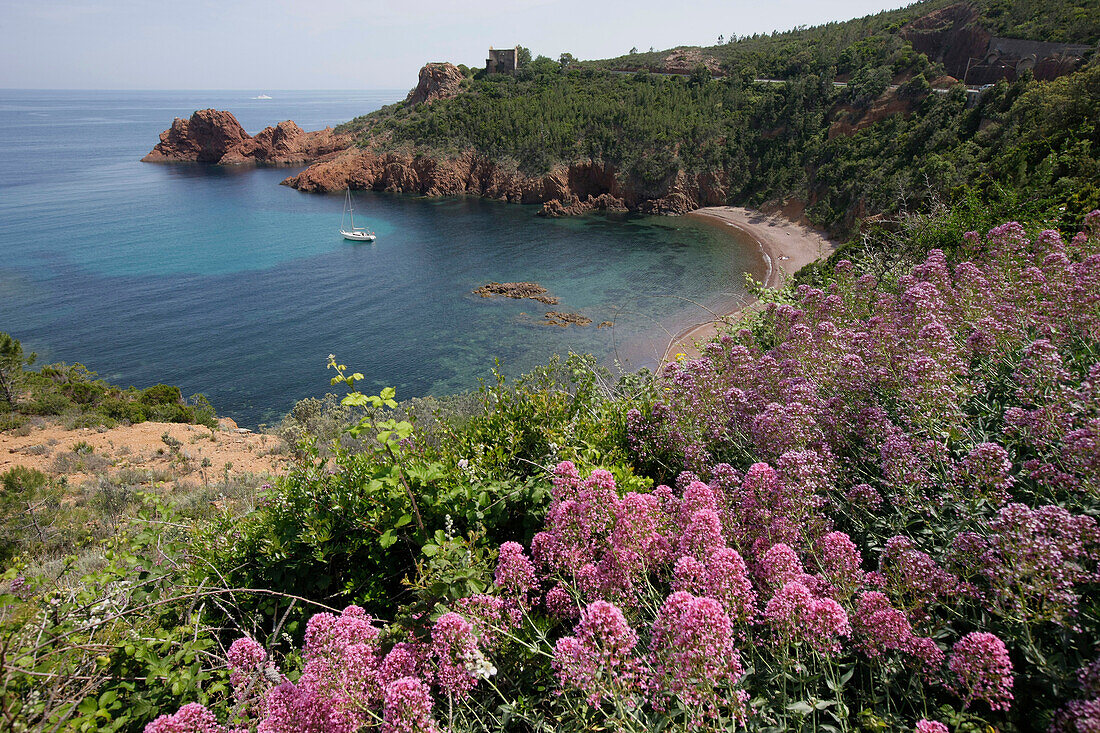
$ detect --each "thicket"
[0,332,216,431]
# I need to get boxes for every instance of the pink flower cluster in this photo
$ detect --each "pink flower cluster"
[146,604,489,733]
[948,632,1014,712]
[649,591,748,724]
[553,600,642,705]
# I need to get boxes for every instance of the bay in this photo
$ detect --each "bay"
[0,90,763,426]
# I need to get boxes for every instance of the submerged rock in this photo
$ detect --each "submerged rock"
[474,282,559,305]
[542,311,592,327]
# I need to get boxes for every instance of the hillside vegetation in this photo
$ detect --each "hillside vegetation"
[334,0,1098,241]
[4,2,1100,732]
[11,214,1095,733]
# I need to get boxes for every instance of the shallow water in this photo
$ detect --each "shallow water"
[0,90,763,426]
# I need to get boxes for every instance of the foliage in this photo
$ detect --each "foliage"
[0,333,216,430]
[334,1,1098,243]
[138,215,1100,733]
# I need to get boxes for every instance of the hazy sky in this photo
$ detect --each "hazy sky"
[0,0,912,90]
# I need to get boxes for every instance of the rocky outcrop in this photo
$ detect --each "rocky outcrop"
[406,63,465,106]
[142,110,353,166]
[900,3,1090,84]
[539,194,628,217]
[542,312,592,327]
[473,282,559,305]
[900,4,991,82]
[282,149,731,217]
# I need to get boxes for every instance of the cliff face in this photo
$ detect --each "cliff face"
[281,148,731,216]
[406,63,465,106]
[900,4,991,81]
[142,110,353,165]
[900,3,1090,84]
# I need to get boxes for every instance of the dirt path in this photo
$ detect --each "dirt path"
[662,206,838,362]
[0,419,289,491]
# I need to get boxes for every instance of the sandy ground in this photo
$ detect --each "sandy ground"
[0,419,289,491]
[662,206,838,362]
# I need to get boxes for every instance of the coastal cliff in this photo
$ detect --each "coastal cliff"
[142,109,353,165]
[281,149,731,216]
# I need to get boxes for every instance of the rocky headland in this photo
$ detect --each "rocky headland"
[142,109,353,166]
[283,149,731,217]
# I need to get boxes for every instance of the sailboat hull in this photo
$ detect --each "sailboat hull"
[341,230,377,242]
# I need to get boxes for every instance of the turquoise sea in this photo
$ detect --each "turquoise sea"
[0,90,764,426]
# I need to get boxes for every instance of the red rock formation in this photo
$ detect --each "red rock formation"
[900,4,991,81]
[142,109,251,163]
[282,148,731,217]
[142,110,353,166]
[406,63,465,106]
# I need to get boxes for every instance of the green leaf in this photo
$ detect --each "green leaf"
[786,701,814,715]
[394,514,412,528]
[379,530,397,549]
[422,543,440,557]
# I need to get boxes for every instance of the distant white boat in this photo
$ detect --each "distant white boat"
[340,188,376,242]
[252,94,273,100]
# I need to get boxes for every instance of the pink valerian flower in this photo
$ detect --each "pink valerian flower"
[1049,699,1100,733]
[954,442,1015,504]
[844,483,882,510]
[551,460,581,500]
[453,594,520,651]
[144,703,227,733]
[494,542,537,598]
[678,508,726,559]
[679,480,719,526]
[948,632,1014,712]
[245,605,385,733]
[1051,656,1100,733]
[430,612,483,697]
[544,583,579,618]
[382,677,438,733]
[879,537,959,625]
[672,548,757,626]
[764,581,851,654]
[758,543,808,589]
[817,531,865,599]
[304,605,380,661]
[953,503,1100,626]
[851,591,912,658]
[850,591,942,678]
[378,643,428,688]
[537,467,622,575]
[552,600,642,705]
[610,491,672,578]
[648,591,749,725]
[915,721,949,733]
[227,636,269,693]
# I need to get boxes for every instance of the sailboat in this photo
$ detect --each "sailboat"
[340,188,376,242]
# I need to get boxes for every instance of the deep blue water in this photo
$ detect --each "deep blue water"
[0,90,763,426]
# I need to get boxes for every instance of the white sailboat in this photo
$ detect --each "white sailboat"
[340,188,376,242]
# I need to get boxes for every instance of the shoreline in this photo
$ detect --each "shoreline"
[660,206,838,363]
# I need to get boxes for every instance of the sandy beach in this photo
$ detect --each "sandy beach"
[661,206,838,362]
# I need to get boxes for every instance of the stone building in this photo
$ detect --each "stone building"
[486,47,518,74]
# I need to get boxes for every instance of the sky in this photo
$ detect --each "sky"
[0,0,915,90]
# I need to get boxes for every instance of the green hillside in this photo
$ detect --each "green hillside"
[334,0,1099,243]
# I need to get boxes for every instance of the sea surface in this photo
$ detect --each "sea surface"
[0,90,764,427]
